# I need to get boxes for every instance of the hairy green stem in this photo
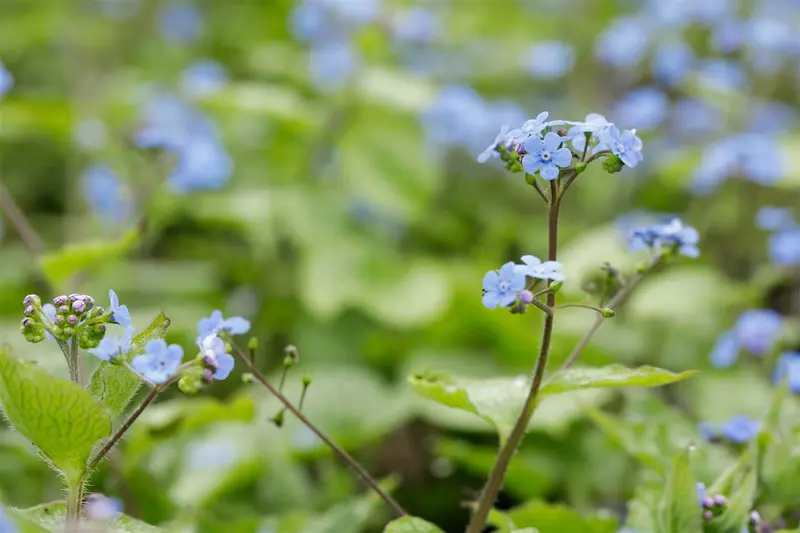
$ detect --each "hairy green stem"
[67,340,80,385]
[66,480,83,526]
[231,344,407,518]
[466,180,561,533]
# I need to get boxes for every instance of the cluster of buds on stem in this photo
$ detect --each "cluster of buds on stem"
[19,293,108,348]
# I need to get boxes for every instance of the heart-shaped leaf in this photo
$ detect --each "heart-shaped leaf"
[0,347,111,482]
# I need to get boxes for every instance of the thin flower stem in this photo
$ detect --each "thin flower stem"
[553,303,607,316]
[87,387,161,473]
[530,177,549,204]
[466,180,561,533]
[529,298,552,316]
[231,344,407,518]
[556,255,663,373]
[0,181,45,258]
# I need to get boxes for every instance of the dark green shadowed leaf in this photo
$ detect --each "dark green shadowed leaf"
[9,502,162,532]
[0,347,111,482]
[88,313,170,417]
[656,447,702,533]
[383,516,446,533]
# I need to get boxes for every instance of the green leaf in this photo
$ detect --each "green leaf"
[383,516,446,533]
[408,365,696,442]
[0,347,111,482]
[540,365,698,396]
[710,468,757,533]
[494,501,617,533]
[583,405,666,476]
[88,313,170,417]
[708,449,754,496]
[298,480,395,533]
[8,502,162,532]
[656,447,702,533]
[39,229,139,289]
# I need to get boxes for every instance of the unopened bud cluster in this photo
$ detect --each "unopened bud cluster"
[19,293,108,348]
[700,492,727,521]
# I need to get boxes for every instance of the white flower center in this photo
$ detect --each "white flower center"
[498,280,510,292]
[614,142,626,154]
[540,151,551,161]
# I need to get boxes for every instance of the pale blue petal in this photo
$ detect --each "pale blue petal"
[552,147,572,167]
[482,270,499,291]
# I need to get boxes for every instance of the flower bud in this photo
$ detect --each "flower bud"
[574,162,587,174]
[600,308,615,318]
[23,294,40,307]
[247,336,259,351]
[271,409,285,428]
[72,300,86,314]
[284,344,299,363]
[24,305,36,317]
[242,372,255,384]
[202,369,214,384]
[178,376,202,395]
[703,510,713,520]
[63,327,75,338]
[58,304,69,314]
[712,494,726,506]
[602,154,624,174]
[702,497,714,509]
[203,354,219,371]
[84,295,95,310]
[548,281,563,293]
[518,290,534,305]
[55,315,65,326]
[67,315,79,326]
[53,295,68,306]
[302,374,312,387]
[525,173,537,186]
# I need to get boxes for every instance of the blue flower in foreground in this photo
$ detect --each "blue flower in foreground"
[601,126,643,168]
[158,2,203,44]
[181,59,228,98]
[0,506,17,533]
[131,339,183,384]
[514,255,566,282]
[774,351,800,392]
[719,415,760,444]
[568,113,613,152]
[196,310,250,344]
[769,229,800,267]
[0,62,13,98]
[108,289,131,328]
[736,309,782,355]
[199,334,235,380]
[756,206,795,231]
[89,327,133,363]
[477,125,510,163]
[507,111,549,144]
[524,41,575,79]
[482,262,526,309]
[709,331,740,368]
[521,132,571,180]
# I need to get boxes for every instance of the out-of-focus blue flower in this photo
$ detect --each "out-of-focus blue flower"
[181,59,228,98]
[748,101,798,135]
[514,255,566,282]
[644,0,733,27]
[628,218,699,257]
[0,506,16,533]
[757,206,796,232]
[482,262,526,310]
[89,326,133,363]
[168,135,233,193]
[308,39,359,92]
[422,85,498,153]
[73,118,107,151]
[0,61,14,98]
[108,289,131,329]
[134,93,216,149]
[670,99,720,136]
[521,132,571,180]
[692,134,783,194]
[769,229,800,267]
[290,1,329,42]
[696,483,708,506]
[131,339,183,384]
[601,126,644,168]
[84,494,123,521]
[695,59,747,93]
[612,87,669,130]
[709,330,740,368]
[595,16,651,68]
[736,310,782,355]
[698,420,718,440]
[523,41,575,79]
[652,41,694,86]
[196,310,250,345]
[719,415,760,444]
[392,7,440,44]
[158,2,203,44]
[712,18,746,52]
[199,334,235,380]
[477,126,510,163]
[81,164,132,223]
[775,351,800,392]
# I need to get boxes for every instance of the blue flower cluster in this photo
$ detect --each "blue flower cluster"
[709,309,782,368]
[692,133,783,194]
[158,2,204,45]
[699,414,761,444]
[481,255,566,310]
[80,164,133,224]
[756,206,800,267]
[627,218,700,258]
[476,111,644,177]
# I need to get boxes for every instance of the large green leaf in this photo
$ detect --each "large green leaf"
[8,502,162,532]
[708,468,757,533]
[0,347,111,482]
[656,447,702,533]
[408,365,696,441]
[88,313,171,418]
[383,516,446,533]
[491,501,617,533]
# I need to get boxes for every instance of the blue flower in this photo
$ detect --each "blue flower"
[514,255,566,282]
[180,59,228,98]
[131,339,184,384]
[199,334,235,380]
[521,132,572,180]
[696,483,708,506]
[80,164,132,223]
[769,229,800,267]
[507,111,549,145]
[108,289,131,328]
[595,16,651,68]
[0,506,16,533]
[290,1,329,42]
[196,310,250,344]
[477,126,510,163]
[308,40,359,92]
[611,87,668,131]
[392,7,440,44]
[670,99,721,137]
[628,218,699,258]
[774,351,800,392]
[600,126,643,168]
[756,206,796,232]
[698,421,718,440]
[482,262,526,309]
[89,327,134,363]
[709,331,740,368]
[736,310,781,355]
[652,41,694,86]
[84,494,123,520]
[0,62,13,98]
[719,415,760,444]
[158,2,203,44]
[168,135,233,193]
[696,59,746,93]
[523,41,575,79]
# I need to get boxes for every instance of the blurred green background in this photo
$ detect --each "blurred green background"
[1,0,800,532]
